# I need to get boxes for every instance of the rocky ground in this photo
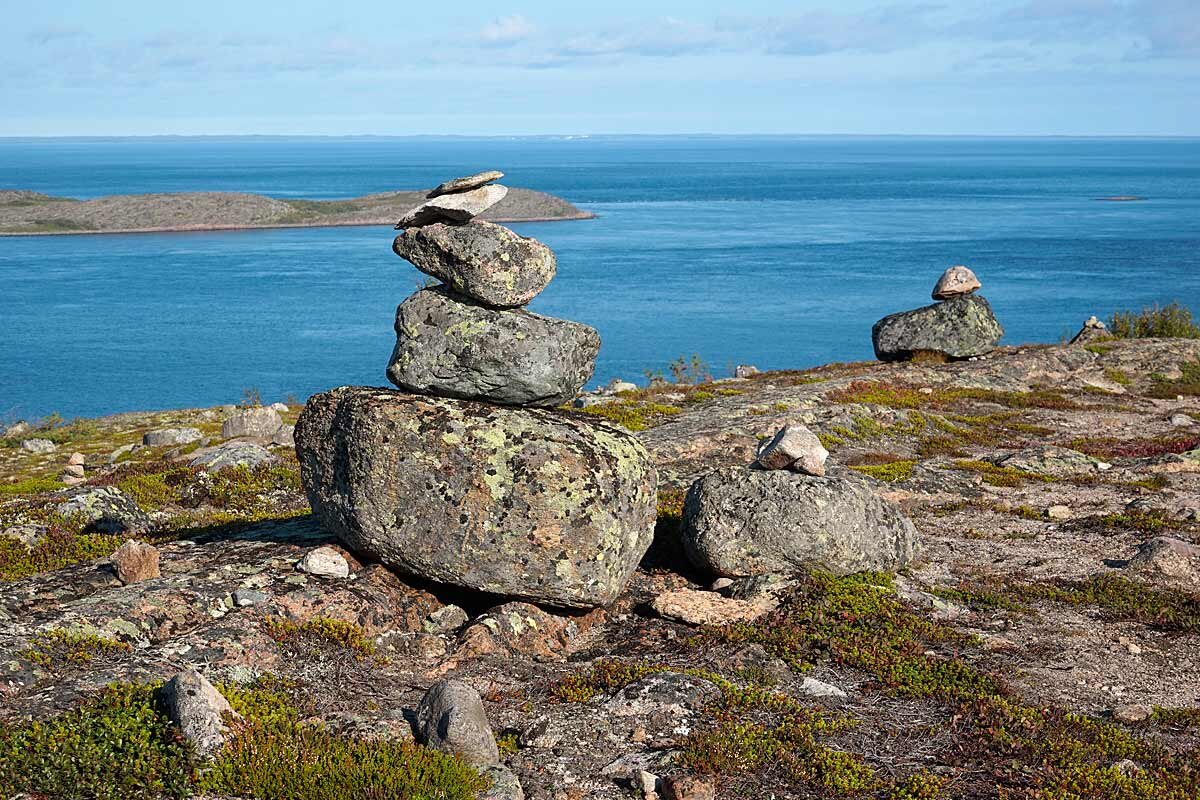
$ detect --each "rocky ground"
[0,187,593,235]
[3,336,1200,798]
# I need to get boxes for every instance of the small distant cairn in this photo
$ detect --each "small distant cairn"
[1069,315,1110,345]
[294,171,657,609]
[871,266,1004,361]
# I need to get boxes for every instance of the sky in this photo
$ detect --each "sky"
[2,0,1198,136]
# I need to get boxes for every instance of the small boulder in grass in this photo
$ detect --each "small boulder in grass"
[160,668,239,757]
[416,679,500,768]
[110,539,161,583]
[754,423,828,476]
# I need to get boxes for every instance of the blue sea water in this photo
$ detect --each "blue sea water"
[1,135,1199,420]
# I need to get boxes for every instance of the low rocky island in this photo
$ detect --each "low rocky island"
[0,184,593,236]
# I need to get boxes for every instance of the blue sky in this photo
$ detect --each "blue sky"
[3,0,1198,136]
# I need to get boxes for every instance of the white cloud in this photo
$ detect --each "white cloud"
[478,15,535,47]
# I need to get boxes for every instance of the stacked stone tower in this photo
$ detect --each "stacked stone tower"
[295,172,657,609]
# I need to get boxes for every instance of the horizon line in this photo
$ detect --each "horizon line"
[2,132,1200,141]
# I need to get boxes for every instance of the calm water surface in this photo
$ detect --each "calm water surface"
[1,136,1198,419]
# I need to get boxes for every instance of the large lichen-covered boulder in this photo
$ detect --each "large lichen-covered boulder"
[387,287,600,408]
[871,295,1004,361]
[295,386,657,608]
[681,468,919,578]
[393,221,556,308]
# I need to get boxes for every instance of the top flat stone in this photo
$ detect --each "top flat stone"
[932,265,981,300]
[427,170,505,199]
[395,184,508,229]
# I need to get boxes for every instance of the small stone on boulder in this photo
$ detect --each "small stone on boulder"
[753,423,828,475]
[872,295,1004,361]
[681,468,919,578]
[222,407,283,439]
[931,265,981,300]
[110,539,161,584]
[386,287,600,408]
[160,669,239,757]
[428,170,504,199]
[393,221,556,308]
[415,679,500,768]
[396,184,508,229]
[143,428,203,447]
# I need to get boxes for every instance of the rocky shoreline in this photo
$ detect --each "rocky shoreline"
[0,186,595,236]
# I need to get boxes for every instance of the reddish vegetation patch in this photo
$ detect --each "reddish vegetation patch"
[1070,435,1200,459]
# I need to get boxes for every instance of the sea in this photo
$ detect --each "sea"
[1,135,1198,420]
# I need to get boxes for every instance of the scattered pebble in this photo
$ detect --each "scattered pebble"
[296,546,350,579]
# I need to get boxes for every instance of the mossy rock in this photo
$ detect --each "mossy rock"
[295,387,657,608]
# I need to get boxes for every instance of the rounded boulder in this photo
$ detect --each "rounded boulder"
[393,221,556,307]
[386,287,599,408]
[871,295,1003,361]
[681,467,919,578]
[294,387,657,608]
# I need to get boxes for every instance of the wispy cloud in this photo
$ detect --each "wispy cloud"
[477,16,535,48]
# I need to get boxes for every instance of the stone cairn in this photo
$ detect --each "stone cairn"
[871,265,1004,361]
[295,171,658,609]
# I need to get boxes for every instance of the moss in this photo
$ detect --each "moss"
[1109,302,1200,339]
[18,628,131,670]
[578,400,682,432]
[1150,706,1200,728]
[0,677,489,800]
[1095,509,1182,535]
[0,475,62,495]
[203,716,489,799]
[1147,358,1200,398]
[115,466,195,510]
[495,731,519,756]
[1025,574,1200,633]
[1104,368,1132,386]
[828,381,1077,412]
[0,683,194,800]
[950,459,1055,487]
[850,460,916,483]
[266,617,379,660]
[0,526,121,581]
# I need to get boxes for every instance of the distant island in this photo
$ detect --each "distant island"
[0,187,595,236]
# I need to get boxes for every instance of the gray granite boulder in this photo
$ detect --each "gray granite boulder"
[872,295,1003,361]
[396,184,508,229]
[681,467,919,578]
[393,221,556,308]
[387,287,599,408]
[295,387,657,608]
[416,679,499,768]
[221,406,282,439]
[55,486,149,534]
[143,427,202,447]
[160,669,239,758]
[188,441,277,472]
